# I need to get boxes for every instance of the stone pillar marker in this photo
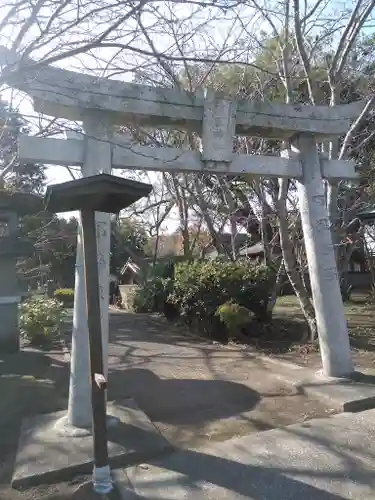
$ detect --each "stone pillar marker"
[44,173,153,493]
[67,114,113,431]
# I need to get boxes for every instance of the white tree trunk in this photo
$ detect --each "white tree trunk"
[294,135,353,378]
[276,177,317,341]
[67,113,112,428]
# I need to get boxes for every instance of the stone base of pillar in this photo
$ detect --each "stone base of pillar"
[12,399,173,490]
[54,413,121,438]
[314,368,354,385]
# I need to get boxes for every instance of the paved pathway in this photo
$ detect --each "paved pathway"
[105,311,333,447]
[121,409,375,499]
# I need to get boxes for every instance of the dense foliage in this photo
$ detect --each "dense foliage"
[215,301,252,334]
[110,218,148,275]
[20,215,78,289]
[21,215,150,290]
[54,288,74,308]
[132,260,176,313]
[134,259,275,340]
[170,260,274,321]
[19,296,66,346]
[0,100,46,193]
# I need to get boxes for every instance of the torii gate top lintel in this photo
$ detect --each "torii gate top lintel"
[0,47,365,140]
[0,46,360,182]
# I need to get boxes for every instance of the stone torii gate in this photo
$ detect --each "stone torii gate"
[0,49,364,430]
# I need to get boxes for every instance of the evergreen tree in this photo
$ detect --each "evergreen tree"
[0,99,46,193]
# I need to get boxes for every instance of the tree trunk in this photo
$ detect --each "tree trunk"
[153,229,160,266]
[277,178,318,342]
[194,177,228,257]
[219,178,238,260]
[267,259,286,315]
[339,243,355,300]
[170,173,191,257]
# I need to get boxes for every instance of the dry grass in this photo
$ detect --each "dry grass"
[269,294,375,371]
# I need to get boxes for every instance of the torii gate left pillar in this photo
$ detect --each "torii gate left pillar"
[68,114,113,431]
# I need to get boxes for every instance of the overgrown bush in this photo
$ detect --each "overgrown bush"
[168,260,275,337]
[216,301,252,334]
[54,288,74,307]
[19,296,67,346]
[133,259,275,340]
[133,275,173,313]
[133,260,176,313]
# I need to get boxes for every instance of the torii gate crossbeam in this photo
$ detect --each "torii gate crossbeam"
[19,135,358,180]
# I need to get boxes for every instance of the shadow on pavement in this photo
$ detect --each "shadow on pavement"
[0,350,69,488]
[109,368,260,425]
[131,448,363,499]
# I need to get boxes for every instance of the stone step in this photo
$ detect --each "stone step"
[12,399,174,489]
[258,355,375,412]
[117,409,375,499]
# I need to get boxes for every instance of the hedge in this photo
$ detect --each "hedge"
[20,296,66,346]
[169,260,274,322]
[132,260,175,314]
[54,288,75,308]
[134,259,275,338]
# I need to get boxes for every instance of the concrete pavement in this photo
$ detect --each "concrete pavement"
[117,409,375,499]
[103,312,334,447]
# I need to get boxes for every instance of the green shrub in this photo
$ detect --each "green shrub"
[133,259,275,341]
[54,288,74,307]
[216,301,252,334]
[133,258,181,314]
[19,296,67,346]
[168,260,275,336]
[133,276,173,313]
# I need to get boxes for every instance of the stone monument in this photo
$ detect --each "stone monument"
[0,189,42,352]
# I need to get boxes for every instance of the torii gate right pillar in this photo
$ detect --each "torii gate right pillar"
[293,135,353,378]
[202,92,354,379]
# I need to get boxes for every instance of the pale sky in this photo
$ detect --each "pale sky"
[1,0,373,233]
[0,0,254,231]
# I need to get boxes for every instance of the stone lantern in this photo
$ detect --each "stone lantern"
[0,189,43,352]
